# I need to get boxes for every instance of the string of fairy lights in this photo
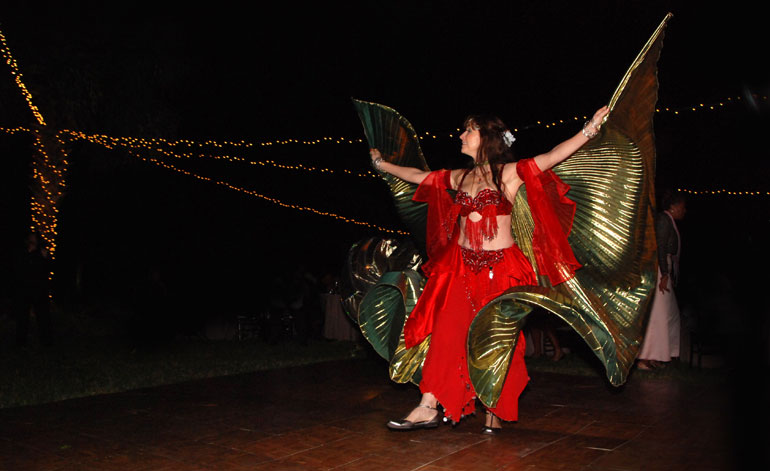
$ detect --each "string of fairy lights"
[0,29,46,126]
[127,150,410,236]
[0,24,768,296]
[81,133,407,234]
[9,120,768,199]
[3,92,766,158]
[47,92,770,197]
[59,130,380,179]
[26,130,70,260]
[44,91,770,189]
[1,27,70,296]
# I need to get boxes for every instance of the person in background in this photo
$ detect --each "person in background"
[637,191,686,369]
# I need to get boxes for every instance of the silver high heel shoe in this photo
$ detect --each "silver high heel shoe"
[387,404,442,431]
[481,410,502,435]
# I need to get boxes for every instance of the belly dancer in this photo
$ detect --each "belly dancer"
[370,105,609,434]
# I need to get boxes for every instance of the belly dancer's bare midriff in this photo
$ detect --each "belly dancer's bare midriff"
[457,214,516,273]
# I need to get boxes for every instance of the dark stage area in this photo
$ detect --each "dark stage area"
[0,356,749,471]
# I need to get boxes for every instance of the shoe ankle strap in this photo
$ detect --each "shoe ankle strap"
[417,403,437,410]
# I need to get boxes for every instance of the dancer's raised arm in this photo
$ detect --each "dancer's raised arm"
[370,148,431,185]
[533,106,609,172]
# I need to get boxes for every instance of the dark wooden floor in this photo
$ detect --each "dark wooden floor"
[0,356,739,470]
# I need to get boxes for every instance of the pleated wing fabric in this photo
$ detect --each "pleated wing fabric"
[353,100,430,255]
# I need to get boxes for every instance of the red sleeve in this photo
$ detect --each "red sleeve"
[402,170,456,348]
[516,158,581,285]
[413,170,458,268]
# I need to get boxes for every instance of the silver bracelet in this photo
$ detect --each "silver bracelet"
[582,120,599,139]
[372,156,384,171]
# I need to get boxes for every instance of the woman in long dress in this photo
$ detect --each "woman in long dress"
[637,192,686,369]
[370,105,609,433]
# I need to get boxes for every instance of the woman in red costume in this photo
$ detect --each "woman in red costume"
[370,105,609,434]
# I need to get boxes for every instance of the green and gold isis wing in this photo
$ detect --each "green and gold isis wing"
[345,13,672,396]
[470,13,671,405]
[340,238,428,385]
[352,99,431,255]
[340,237,422,325]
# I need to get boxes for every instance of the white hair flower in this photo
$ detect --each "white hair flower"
[502,130,515,147]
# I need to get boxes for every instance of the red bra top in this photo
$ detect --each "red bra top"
[451,188,513,252]
[455,188,513,216]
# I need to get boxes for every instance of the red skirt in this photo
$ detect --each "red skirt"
[410,242,537,422]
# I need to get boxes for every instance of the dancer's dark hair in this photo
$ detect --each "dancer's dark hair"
[461,115,516,194]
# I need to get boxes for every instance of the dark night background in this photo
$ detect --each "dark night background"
[0,1,767,328]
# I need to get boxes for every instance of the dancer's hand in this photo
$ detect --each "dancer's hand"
[533,105,610,171]
[591,106,610,127]
[368,148,430,184]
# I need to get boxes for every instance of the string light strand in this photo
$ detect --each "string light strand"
[104,145,409,236]
[62,130,379,179]
[0,28,46,125]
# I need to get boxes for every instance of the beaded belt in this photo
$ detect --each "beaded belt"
[460,247,505,274]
